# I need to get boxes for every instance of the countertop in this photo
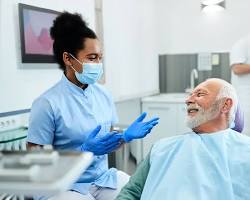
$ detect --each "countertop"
[141,93,188,103]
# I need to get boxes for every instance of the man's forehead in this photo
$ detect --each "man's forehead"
[194,80,221,94]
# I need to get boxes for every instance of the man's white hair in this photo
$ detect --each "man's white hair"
[209,78,238,126]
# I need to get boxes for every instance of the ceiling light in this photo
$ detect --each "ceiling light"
[201,0,225,13]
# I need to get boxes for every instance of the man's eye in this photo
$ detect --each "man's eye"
[197,93,205,97]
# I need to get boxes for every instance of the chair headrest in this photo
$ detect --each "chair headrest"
[232,104,244,133]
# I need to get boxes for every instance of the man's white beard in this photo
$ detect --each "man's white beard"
[185,100,222,129]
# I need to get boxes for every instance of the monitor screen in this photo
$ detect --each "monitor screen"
[18,3,60,63]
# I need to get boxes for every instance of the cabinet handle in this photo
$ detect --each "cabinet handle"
[147,107,170,110]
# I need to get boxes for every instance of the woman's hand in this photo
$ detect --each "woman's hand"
[122,112,159,142]
[81,125,123,155]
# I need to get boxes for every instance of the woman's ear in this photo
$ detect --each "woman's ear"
[63,52,72,67]
[221,98,233,114]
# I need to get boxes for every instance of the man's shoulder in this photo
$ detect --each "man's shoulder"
[151,132,193,155]
[155,132,193,145]
[228,129,250,144]
[232,35,250,50]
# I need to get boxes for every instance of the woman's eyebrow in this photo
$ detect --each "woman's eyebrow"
[86,53,102,56]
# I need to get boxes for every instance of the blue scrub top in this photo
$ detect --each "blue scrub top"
[27,74,119,194]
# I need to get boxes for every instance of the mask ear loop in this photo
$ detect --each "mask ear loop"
[67,52,82,73]
[68,53,83,65]
[69,64,77,73]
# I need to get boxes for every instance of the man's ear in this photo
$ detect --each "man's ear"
[221,98,233,114]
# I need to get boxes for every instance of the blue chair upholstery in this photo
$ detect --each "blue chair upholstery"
[232,104,244,133]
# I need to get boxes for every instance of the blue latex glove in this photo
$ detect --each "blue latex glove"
[122,112,159,142]
[81,125,123,155]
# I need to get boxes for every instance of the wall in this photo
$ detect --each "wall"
[0,0,95,113]
[159,53,230,93]
[155,0,250,54]
[2,0,248,113]
[0,0,159,113]
[102,0,159,101]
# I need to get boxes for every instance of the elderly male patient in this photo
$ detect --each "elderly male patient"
[116,78,250,200]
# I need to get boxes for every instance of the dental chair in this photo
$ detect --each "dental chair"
[232,104,244,133]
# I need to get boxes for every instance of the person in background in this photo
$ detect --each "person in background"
[27,12,159,200]
[230,34,250,135]
[116,78,250,200]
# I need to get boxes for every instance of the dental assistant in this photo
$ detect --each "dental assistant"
[230,34,250,136]
[27,12,159,200]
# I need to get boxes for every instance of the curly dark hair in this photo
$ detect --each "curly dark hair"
[50,12,97,70]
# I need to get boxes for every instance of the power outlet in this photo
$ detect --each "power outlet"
[0,116,22,132]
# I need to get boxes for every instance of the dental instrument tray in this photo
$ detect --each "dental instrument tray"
[0,150,93,196]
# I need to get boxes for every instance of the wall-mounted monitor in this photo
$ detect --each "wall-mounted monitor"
[18,3,60,63]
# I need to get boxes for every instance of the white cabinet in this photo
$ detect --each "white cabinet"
[140,93,190,159]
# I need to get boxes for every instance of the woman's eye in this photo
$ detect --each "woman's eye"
[88,58,95,61]
[87,56,100,62]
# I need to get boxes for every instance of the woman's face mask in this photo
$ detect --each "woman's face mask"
[68,53,103,84]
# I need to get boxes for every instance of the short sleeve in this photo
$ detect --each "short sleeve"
[230,38,248,66]
[27,98,55,145]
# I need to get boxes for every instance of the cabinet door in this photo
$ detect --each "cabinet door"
[176,103,191,134]
[141,102,177,159]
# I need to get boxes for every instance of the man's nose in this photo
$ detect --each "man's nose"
[185,95,195,106]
